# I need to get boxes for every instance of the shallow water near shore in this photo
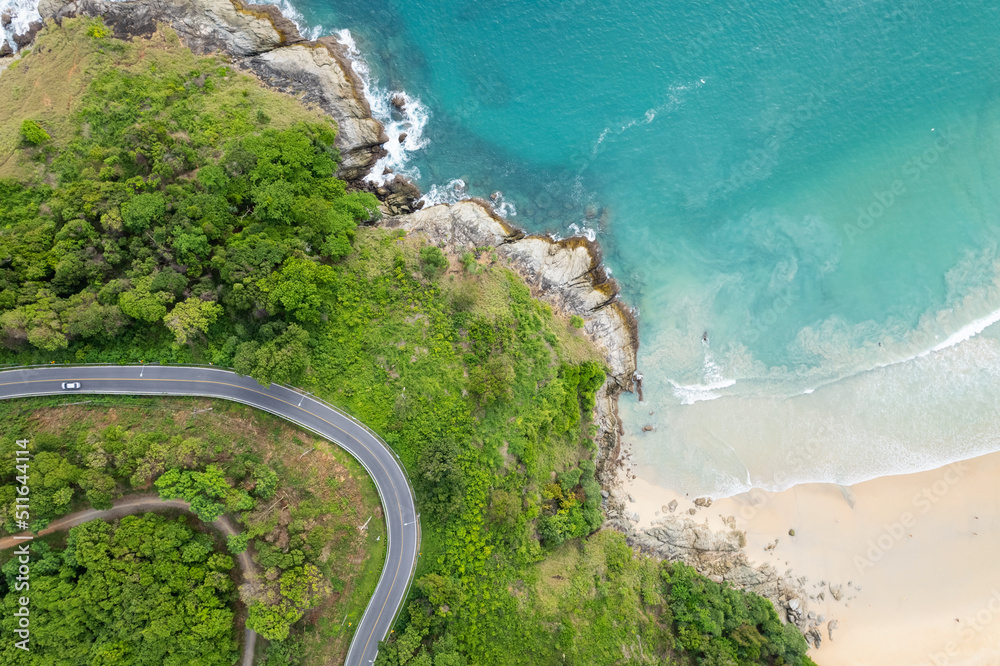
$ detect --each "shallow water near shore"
[210,0,1000,493]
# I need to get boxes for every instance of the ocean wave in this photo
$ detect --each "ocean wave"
[565,223,596,242]
[416,178,521,220]
[247,0,323,39]
[332,29,430,186]
[928,304,1000,353]
[627,250,1000,497]
[668,344,737,404]
[417,179,468,207]
[628,331,1000,498]
[0,0,40,53]
[490,191,517,218]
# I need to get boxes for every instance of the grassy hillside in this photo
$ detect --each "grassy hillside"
[0,18,815,665]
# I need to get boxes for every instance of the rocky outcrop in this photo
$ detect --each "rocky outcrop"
[241,38,387,181]
[12,20,42,49]
[610,514,838,638]
[368,176,423,216]
[388,201,638,382]
[39,0,299,54]
[387,200,639,484]
[37,0,385,180]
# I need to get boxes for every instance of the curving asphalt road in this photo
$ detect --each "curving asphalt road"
[0,365,419,666]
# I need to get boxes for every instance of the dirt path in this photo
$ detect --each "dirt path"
[0,494,258,666]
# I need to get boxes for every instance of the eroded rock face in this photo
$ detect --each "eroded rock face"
[243,38,387,181]
[37,0,385,181]
[12,20,42,48]
[39,0,299,54]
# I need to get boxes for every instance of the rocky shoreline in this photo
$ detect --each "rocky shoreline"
[16,0,640,489]
[7,0,830,645]
[606,502,845,650]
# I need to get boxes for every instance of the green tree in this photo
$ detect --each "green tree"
[234,324,310,386]
[121,192,166,232]
[164,297,222,344]
[419,245,448,279]
[0,514,238,665]
[119,274,175,323]
[20,119,51,145]
[258,257,337,323]
[417,439,465,523]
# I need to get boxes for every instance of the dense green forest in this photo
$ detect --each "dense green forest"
[0,397,386,665]
[0,514,238,665]
[0,18,815,665]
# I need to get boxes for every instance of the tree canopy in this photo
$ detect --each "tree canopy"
[0,514,238,666]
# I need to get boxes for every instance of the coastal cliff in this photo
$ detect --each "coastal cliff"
[12,0,640,488]
[20,0,640,487]
[387,201,639,487]
[35,0,387,181]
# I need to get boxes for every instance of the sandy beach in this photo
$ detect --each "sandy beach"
[626,451,1000,666]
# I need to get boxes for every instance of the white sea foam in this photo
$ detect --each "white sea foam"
[927,305,1000,353]
[247,0,323,40]
[416,178,521,220]
[0,0,41,53]
[669,345,737,404]
[629,332,1000,497]
[332,29,430,186]
[417,179,468,207]
[490,191,517,218]
[565,223,597,242]
[628,269,1000,497]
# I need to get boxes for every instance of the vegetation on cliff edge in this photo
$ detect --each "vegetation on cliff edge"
[0,19,814,666]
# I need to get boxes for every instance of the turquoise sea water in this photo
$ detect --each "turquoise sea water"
[267,0,1000,495]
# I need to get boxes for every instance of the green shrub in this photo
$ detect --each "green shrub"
[419,245,449,279]
[19,119,50,146]
[86,22,112,39]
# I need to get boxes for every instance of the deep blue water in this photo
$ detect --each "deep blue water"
[264,0,1000,494]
